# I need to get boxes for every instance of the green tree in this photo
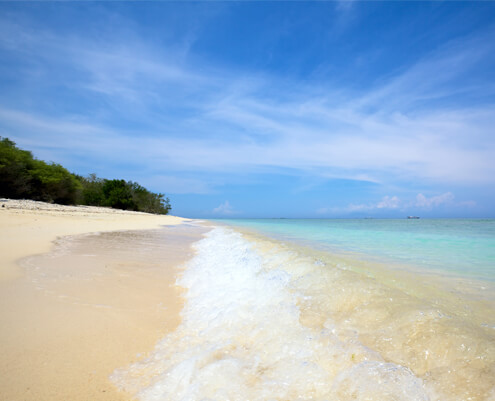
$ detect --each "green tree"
[0,138,171,213]
[0,137,81,204]
[128,181,171,214]
[0,137,34,198]
[30,160,82,204]
[102,179,137,210]
[79,173,105,206]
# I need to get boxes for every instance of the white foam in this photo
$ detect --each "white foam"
[112,227,430,401]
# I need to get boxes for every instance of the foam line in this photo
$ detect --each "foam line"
[112,227,430,401]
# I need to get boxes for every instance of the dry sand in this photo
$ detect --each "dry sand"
[0,199,203,401]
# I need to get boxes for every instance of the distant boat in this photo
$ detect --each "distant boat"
[407,216,420,219]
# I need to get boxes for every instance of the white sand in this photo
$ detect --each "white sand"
[0,199,198,401]
[0,198,187,281]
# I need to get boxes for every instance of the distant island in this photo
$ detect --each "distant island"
[0,137,171,214]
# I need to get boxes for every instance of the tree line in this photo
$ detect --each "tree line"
[0,137,171,214]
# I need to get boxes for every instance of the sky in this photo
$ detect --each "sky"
[1,1,494,218]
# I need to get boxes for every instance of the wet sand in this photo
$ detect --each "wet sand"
[0,199,204,401]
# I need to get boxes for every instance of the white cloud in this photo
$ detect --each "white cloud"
[213,200,235,215]
[343,195,401,213]
[1,14,495,194]
[346,203,373,212]
[414,192,455,209]
[377,195,400,209]
[325,192,471,215]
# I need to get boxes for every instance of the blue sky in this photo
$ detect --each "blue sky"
[1,2,494,218]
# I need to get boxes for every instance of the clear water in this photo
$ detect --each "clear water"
[217,219,495,280]
[112,221,495,401]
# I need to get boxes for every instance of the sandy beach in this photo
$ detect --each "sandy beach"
[0,199,202,401]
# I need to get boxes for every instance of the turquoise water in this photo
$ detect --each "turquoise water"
[217,219,495,280]
[113,222,495,401]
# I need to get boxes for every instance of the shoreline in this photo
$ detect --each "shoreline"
[0,199,204,401]
[228,222,495,334]
[0,198,188,281]
[218,218,495,282]
[227,224,495,400]
[3,204,493,400]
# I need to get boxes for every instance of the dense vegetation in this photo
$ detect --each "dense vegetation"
[0,137,171,214]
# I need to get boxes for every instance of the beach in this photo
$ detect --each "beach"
[2,202,494,401]
[0,199,204,401]
[3,2,495,399]
[113,220,495,401]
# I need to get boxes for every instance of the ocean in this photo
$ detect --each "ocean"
[218,218,495,280]
[112,218,495,401]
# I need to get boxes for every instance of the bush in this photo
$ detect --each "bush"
[79,175,171,214]
[0,137,172,214]
[0,137,81,204]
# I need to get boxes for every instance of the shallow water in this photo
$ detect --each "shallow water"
[112,222,495,401]
[22,225,206,305]
[217,219,495,280]
[5,224,207,401]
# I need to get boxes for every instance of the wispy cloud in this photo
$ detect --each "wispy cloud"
[377,196,401,209]
[213,200,236,215]
[414,192,455,209]
[345,196,401,213]
[325,192,470,215]
[1,11,495,198]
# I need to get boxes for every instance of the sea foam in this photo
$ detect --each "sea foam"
[112,227,430,401]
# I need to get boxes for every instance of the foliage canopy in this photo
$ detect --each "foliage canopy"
[0,137,171,214]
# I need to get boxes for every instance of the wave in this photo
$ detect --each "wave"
[111,226,494,401]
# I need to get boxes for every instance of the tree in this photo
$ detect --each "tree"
[102,179,137,210]
[30,161,82,204]
[0,137,81,204]
[0,138,172,213]
[0,137,34,199]
[79,173,105,206]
